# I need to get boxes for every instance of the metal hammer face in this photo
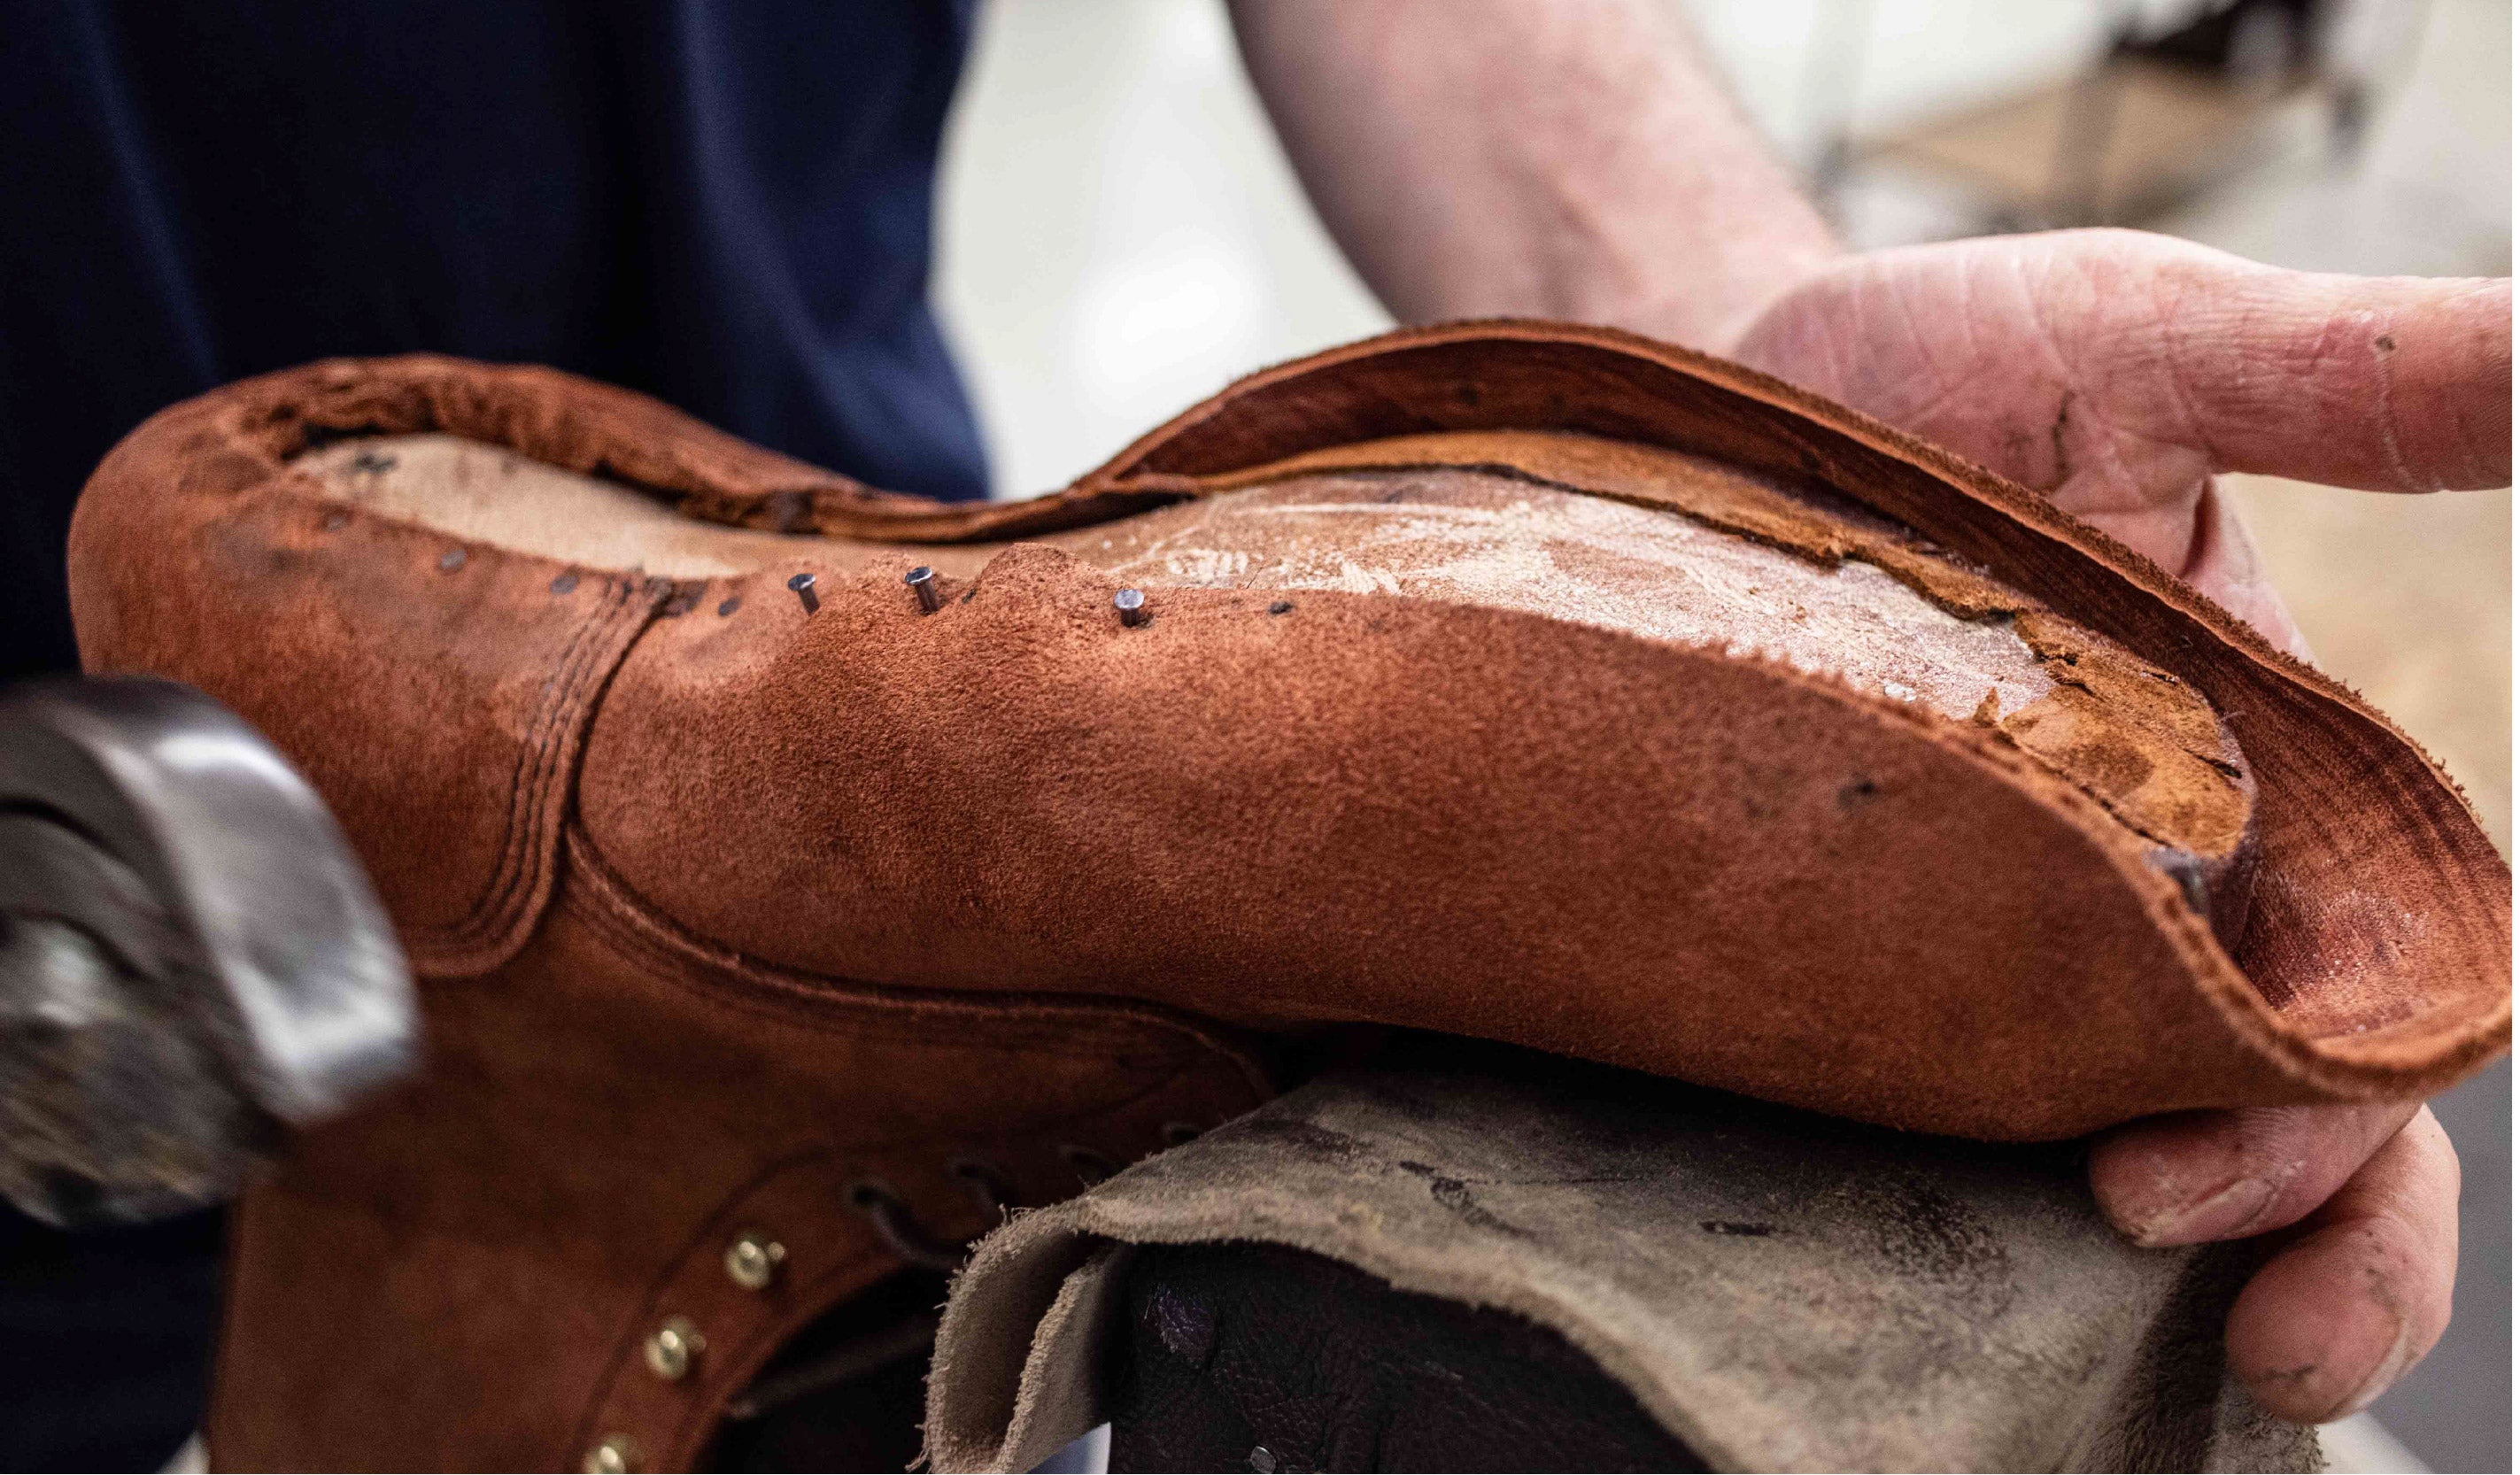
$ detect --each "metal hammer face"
[0,678,417,1226]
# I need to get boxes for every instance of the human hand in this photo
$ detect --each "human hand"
[1728,227,2510,1423]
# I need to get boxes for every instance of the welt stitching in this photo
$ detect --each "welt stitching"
[472,574,623,931]
[412,580,601,947]
[415,573,634,953]
[568,887,1238,1146]
[418,590,591,946]
[558,835,1278,1100]
[561,877,1227,1064]
[563,828,1262,1046]
[484,575,631,927]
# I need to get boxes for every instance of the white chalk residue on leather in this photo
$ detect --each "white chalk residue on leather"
[1091,474,2055,723]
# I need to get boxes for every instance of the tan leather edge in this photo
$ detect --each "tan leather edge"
[227,351,1186,543]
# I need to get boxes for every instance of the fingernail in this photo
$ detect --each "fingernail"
[2331,1309,2417,1420]
[2124,1173,2279,1247]
[2246,1298,2411,1424]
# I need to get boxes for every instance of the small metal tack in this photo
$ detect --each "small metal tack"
[1113,588,1149,628]
[2175,866,2209,918]
[905,565,943,614]
[716,597,742,618]
[550,572,579,595]
[788,572,820,615]
[437,548,467,573]
[2142,846,2212,919]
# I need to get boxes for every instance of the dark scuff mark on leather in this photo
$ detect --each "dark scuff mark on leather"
[1840,1177,2015,1323]
[1426,1176,1532,1239]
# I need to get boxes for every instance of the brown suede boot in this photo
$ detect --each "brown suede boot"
[68,322,2504,1471]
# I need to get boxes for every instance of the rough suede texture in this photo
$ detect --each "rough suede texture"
[202,834,1268,1471]
[65,324,2509,1471]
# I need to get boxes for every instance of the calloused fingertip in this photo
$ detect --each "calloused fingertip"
[2227,1224,2416,1422]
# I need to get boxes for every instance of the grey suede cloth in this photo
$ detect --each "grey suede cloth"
[924,1053,2321,1473]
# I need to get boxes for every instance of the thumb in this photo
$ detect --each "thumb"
[2157,258,2508,491]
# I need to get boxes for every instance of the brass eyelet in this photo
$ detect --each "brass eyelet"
[724,1230,786,1292]
[643,1316,705,1382]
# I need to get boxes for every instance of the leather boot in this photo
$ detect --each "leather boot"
[68,323,2505,1470]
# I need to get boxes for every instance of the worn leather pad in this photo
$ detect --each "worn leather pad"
[923,1040,2321,1473]
[1108,1241,1704,1474]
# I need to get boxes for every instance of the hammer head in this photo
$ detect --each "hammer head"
[0,678,415,1225]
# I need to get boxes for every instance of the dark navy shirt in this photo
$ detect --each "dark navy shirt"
[0,4,981,1463]
[1,0,987,682]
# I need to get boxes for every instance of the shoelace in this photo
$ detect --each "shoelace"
[846,1182,976,1272]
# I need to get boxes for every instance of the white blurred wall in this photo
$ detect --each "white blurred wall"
[935,0,1381,498]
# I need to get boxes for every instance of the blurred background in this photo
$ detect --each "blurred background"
[931,2,2510,1470]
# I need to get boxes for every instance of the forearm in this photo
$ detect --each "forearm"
[1229,0,1839,349]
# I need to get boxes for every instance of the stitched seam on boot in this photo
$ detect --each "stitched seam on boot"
[560,828,1276,1092]
[405,573,664,973]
